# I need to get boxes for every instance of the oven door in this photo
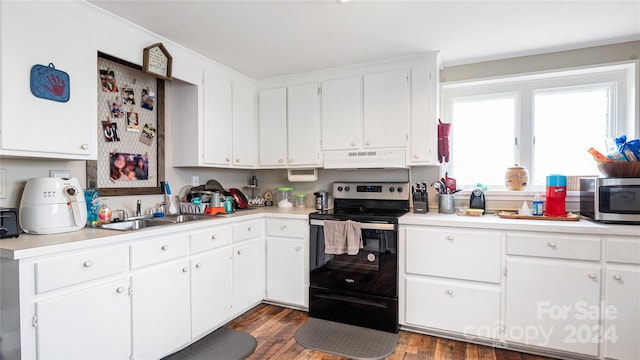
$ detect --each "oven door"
[309,219,397,298]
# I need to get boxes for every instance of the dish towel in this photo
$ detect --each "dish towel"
[323,220,363,255]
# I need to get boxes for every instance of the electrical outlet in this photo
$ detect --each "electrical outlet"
[50,170,70,178]
[191,174,200,187]
[0,169,6,199]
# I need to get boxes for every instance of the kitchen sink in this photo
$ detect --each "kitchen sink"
[98,218,174,231]
[163,214,209,223]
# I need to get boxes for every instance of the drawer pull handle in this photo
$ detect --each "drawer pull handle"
[281,225,286,230]
[81,144,89,150]
[446,289,454,295]
[589,273,597,279]
[278,159,283,163]
[182,267,189,273]
[83,260,93,268]
[195,263,202,268]
[211,234,217,240]
[237,250,242,255]
[247,226,252,232]
[295,246,302,251]
[613,274,622,281]
[116,287,125,294]
[548,242,557,248]
[446,235,453,241]
[161,245,169,251]
[226,158,230,162]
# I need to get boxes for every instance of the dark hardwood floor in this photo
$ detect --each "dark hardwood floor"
[225,304,558,360]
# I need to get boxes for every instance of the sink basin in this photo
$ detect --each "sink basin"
[98,218,173,231]
[164,214,209,223]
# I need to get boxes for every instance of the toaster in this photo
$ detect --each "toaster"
[0,208,20,239]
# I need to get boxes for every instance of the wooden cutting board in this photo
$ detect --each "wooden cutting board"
[497,211,580,221]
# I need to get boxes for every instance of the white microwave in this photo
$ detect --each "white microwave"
[580,177,640,224]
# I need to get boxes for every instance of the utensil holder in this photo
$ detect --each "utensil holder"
[438,194,455,214]
[413,201,428,214]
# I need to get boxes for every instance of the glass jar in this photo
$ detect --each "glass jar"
[294,194,307,208]
[276,187,293,208]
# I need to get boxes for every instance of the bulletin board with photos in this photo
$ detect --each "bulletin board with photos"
[87,52,165,196]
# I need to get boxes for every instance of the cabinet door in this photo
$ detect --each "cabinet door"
[36,278,130,359]
[505,259,601,356]
[287,83,321,166]
[321,77,361,151]
[604,267,640,360]
[266,238,306,307]
[132,260,191,359]
[0,1,95,159]
[203,70,233,166]
[363,69,408,149]
[232,82,258,167]
[233,240,263,315]
[259,88,287,167]
[191,247,233,338]
[408,63,438,164]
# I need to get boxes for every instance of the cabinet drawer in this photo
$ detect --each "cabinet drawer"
[232,220,262,243]
[405,227,502,283]
[606,237,640,265]
[190,225,232,254]
[130,234,189,269]
[506,232,600,261]
[35,247,127,294]
[405,277,501,339]
[266,219,306,238]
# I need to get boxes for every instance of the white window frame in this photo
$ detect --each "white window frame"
[441,61,637,200]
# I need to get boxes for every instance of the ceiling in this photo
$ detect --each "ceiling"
[89,0,640,80]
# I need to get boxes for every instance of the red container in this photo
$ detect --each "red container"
[546,175,567,217]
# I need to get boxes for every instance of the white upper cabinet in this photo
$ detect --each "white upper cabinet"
[232,82,259,167]
[320,76,362,151]
[259,88,288,167]
[173,64,258,168]
[363,69,409,149]
[408,61,439,165]
[203,69,233,166]
[0,1,96,159]
[287,83,322,167]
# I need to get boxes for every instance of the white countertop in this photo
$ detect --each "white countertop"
[400,212,640,237]
[0,206,316,260]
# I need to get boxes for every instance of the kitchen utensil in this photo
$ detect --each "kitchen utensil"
[438,194,455,214]
[164,181,178,215]
[19,177,87,234]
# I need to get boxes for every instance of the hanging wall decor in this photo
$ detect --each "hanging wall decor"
[30,63,70,102]
[87,52,165,196]
[142,43,173,80]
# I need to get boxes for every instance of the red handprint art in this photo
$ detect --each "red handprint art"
[44,74,66,97]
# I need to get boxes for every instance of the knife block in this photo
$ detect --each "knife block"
[413,201,428,214]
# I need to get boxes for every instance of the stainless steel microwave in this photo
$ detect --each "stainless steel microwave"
[580,177,640,224]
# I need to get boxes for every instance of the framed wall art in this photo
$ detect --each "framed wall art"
[87,52,165,196]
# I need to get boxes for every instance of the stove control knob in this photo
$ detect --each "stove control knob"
[389,187,395,192]
[345,186,351,192]
[397,187,403,193]
[337,186,343,192]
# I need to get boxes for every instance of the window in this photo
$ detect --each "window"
[442,63,635,190]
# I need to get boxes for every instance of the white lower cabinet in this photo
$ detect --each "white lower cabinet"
[131,260,191,359]
[233,239,263,316]
[35,278,131,359]
[504,232,602,357]
[405,277,501,339]
[401,226,502,341]
[191,247,233,338]
[265,218,308,308]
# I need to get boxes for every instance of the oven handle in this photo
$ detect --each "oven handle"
[309,219,395,231]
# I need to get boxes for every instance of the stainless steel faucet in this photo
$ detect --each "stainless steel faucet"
[112,209,129,222]
[136,200,142,217]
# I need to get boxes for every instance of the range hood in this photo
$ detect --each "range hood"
[323,149,407,169]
